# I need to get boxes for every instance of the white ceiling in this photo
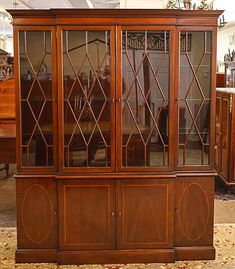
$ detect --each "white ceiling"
[0,0,235,39]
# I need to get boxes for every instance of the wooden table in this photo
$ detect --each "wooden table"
[0,123,16,177]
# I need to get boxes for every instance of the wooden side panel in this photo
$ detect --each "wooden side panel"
[231,94,235,183]
[16,178,58,249]
[215,94,221,170]
[174,176,214,247]
[116,178,174,249]
[58,179,115,250]
[221,96,230,179]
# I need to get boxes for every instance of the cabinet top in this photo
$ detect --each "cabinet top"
[7,9,223,27]
[7,8,223,18]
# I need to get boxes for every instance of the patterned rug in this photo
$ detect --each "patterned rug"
[0,224,235,269]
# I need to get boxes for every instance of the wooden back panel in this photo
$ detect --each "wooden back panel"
[0,78,15,120]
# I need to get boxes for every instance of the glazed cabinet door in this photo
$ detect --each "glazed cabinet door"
[58,179,116,250]
[116,178,174,249]
[117,26,175,172]
[59,27,116,172]
[16,27,57,170]
[177,30,215,169]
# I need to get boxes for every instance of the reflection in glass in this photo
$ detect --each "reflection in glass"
[63,30,111,167]
[122,31,170,167]
[19,31,53,167]
[179,32,212,165]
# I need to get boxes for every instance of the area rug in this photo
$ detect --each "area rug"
[0,224,235,269]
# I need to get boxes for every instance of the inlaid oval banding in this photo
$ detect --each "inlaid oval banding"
[22,184,53,244]
[179,183,209,241]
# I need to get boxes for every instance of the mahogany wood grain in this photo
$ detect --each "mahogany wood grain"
[16,249,57,263]
[175,246,215,261]
[8,8,222,264]
[58,179,115,250]
[0,78,15,119]
[215,89,235,185]
[57,249,175,264]
[174,176,214,247]
[0,78,16,175]
[216,73,225,87]
[116,178,174,249]
[16,178,58,249]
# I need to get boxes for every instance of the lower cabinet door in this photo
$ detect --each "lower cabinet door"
[58,179,116,250]
[16,177,58,249]
[174,176,214,247]
[116,178,174,249]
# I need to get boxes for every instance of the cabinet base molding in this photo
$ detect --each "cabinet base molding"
[15,249,57,263]
[175,246,215,261]
[15,247,215,264]
[57,249,175,264]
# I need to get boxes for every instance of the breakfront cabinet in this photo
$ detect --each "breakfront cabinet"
[9,9,222,264]
[215,88,235,187]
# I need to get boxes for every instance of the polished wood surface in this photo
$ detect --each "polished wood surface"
[174,176,214,247]
[59,179,115,250]
[9,8,221,264]
[116,178,174,249]
[0,124,16,177]
[0,78,15,120]
[16,178,58,249]
[215,88,235,186]
[0,124,16,167]
[0,78,16,176]
[216,73,225,87]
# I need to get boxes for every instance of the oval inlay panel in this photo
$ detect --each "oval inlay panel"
[179,183,209,241]
[22,184,53,244]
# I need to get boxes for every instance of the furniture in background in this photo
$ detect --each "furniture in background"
[9,8,221,264]
[215,88,235,188]
[0,78,16,177]
[216,73,225,87]
[224,61,235,87]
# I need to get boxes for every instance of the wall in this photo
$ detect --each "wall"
[217,22,235,73]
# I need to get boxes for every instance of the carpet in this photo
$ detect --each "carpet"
[0,224,235,269]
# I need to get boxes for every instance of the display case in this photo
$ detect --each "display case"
[225,61,235,87]
[9,9,222,264]
[215,88,235,187]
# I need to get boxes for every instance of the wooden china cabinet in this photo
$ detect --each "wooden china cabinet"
[9,9,222,264]
[215,88,235,187]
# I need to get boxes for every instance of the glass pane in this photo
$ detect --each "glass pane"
[63,30,111,167]
[122,30,170,167]
[179,31,212,166]
[19,31,53,167]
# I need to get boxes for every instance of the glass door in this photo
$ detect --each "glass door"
[60,27,115,171]
[18,27,56,169]
[117,27,174,171]
[177,30,213,168]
